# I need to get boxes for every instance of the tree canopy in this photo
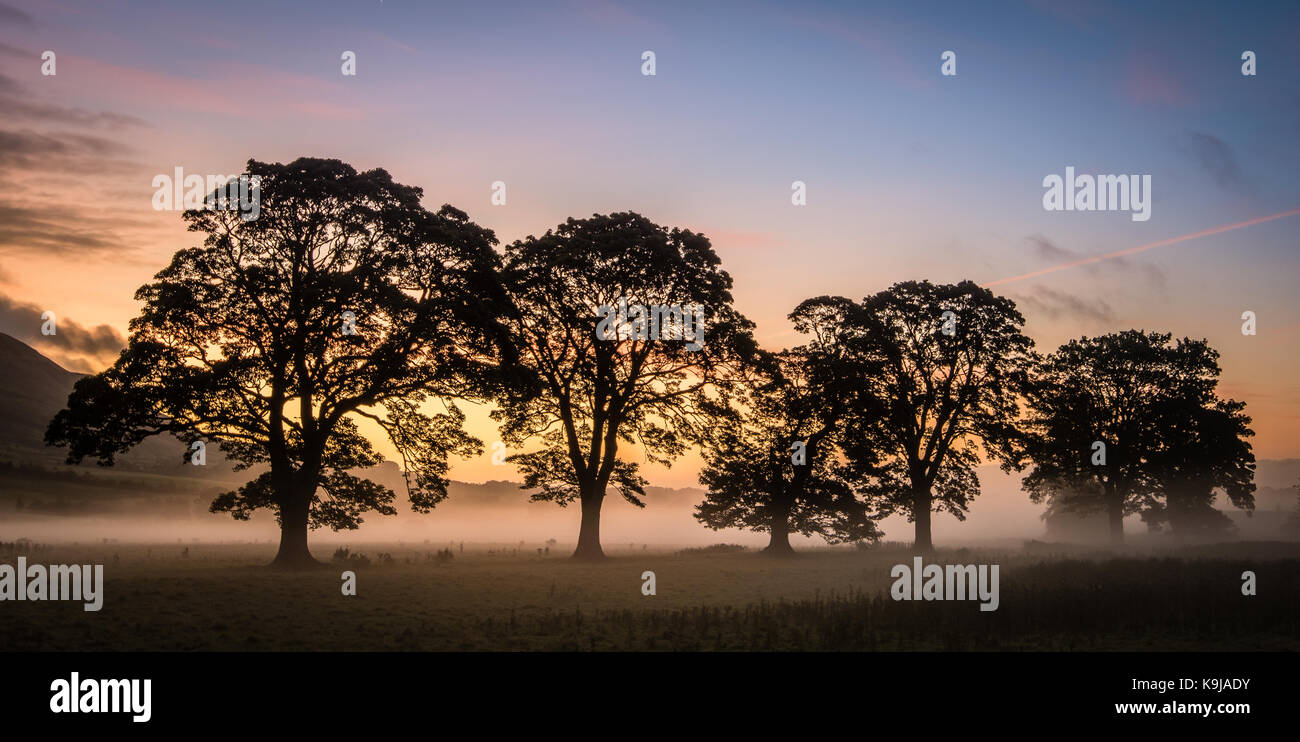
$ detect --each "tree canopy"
[825,281,1036,551]
[1022,330,1254,543]
[493,212,756,558]
[696,297,881,554]
[46,157,521,566]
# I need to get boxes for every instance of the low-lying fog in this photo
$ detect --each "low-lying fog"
[3,463,1295,549]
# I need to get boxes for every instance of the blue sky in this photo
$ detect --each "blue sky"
[1,0,1297,482]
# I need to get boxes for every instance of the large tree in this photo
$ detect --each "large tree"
[46,157,521,566]
[1142,396,1255,539]
[835,280,1036,551]
[494,212,756,559]
[1286,479,1300,538]
[696,299,881,554]
[1022,330,1254,545]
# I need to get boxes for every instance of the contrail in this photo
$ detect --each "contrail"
[983,207,1300,287]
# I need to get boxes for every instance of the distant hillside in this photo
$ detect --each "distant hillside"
[0,333,707,508]
[0,332,1294,533]
[0,332,238,477]
[0,331,82,462]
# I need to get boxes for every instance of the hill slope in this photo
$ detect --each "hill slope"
[0,332,237,474]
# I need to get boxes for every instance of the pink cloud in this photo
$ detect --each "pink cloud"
[51,54,380,122]
[565,0,665,32]
[286,100,367,122]
[1122,54,1193,106]
[358,30,420,55]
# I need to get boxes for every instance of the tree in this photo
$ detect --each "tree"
[1284,478,1300,538]
[1142,396,1255,539]
[835,280,1036,551]
[696,298,881,555]
[493,212,756,559]
[45,157,520,567]
[1022,330,1254,545]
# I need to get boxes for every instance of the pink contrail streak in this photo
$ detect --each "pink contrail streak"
[983,207,1300,287]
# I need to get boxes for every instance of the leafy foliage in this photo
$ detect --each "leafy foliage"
[696,298,881,551]
[823,281,1036,548]
[1023,330,1254,541]
[493,212,756,556]
[46,157,520,560]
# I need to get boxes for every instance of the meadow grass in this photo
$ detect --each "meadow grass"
[1,541,1295,651]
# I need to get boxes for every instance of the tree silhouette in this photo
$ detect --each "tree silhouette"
[45,157,520,567]
[696,298,881,554]
[1142,395,1255,539]
[1285,478,1300,538]
[493,212,756,559]
[834,281,1036,551]
[1022,330,1254,545]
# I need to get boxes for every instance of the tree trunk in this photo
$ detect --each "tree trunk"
[572,493,605,560]
[763,504,795,556]
[1107,500,1125,546]
[913,488,933,552]
[272,490,318,568]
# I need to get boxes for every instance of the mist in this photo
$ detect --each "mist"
[5,463,1293,549]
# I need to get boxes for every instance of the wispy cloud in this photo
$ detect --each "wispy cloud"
[1010,285,1115,324]
[60,54,374,121]
[0,40,33,58]
[1175,130,1246,188]
[0,292,124,370]
[0,72,149,259]
[0,203,145,256]
[988,210,1300,287]
[0,74,149,129]
[0,2,34,27]
[565,0,665,32]
[1025,233,1075,262]
[0,128,135,175]
[1023,233,1166,289]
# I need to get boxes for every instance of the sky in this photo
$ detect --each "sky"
[1,0,1298,490]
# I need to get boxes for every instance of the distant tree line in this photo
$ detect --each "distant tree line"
[44,158,1256,565]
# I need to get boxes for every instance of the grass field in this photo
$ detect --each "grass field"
[2,540,1297,651]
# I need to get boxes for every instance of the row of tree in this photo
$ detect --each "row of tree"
[701,300,1255,554]
[43,158,1255,565]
